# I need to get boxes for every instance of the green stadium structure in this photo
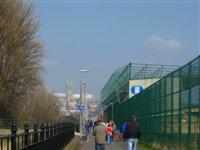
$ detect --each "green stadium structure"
[101,56,200,150]
[101,63,179,105]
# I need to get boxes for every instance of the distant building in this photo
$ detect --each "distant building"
[68,93,95,115]
[54,81,99,118]
[54,92,98,116]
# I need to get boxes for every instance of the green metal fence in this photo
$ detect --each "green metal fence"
[103,56,200,150]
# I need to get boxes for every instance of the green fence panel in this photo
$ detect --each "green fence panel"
[102,56,200,150]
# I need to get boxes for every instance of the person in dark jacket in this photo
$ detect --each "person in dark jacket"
[93,119,107,150]
[124,115,140,150]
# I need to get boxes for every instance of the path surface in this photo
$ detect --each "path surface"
[79,135,144,150]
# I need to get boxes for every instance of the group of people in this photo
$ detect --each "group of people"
[105,120,115,144]
[92,115,140,150]
[86,119,116,144]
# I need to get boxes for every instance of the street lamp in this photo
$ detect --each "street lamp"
[101,103,105,122]
[79,69,89,136]
[111,102,113,120]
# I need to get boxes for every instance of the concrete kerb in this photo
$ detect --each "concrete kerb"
[63,131,88,150]
[63,135,80,150]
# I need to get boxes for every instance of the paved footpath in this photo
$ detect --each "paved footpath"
[79,135,144,150]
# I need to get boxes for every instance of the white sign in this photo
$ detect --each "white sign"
[129,78,159,98]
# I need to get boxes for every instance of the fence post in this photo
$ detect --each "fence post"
[40,124,45,141]
[11,124,17,150]
[46,124,49,139]
[59,123,62,133]
[50,124,53,137]
[56,123,59,134]
[34,124,38,143]
[53,124,56,136]
[24,124,29,146]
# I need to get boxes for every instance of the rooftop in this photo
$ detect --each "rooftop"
[101,63,179,105]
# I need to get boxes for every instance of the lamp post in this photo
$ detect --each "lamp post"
[79,69,89,136]
[101,103,104,122]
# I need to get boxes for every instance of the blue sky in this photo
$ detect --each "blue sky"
[30,0,199,100]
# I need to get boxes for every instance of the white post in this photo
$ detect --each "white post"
[83,81,87,132]
[79,69,89,137]
[79,80,83,136]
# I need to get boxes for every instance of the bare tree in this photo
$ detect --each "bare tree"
[0,0,42,118]
[18,86,61,122]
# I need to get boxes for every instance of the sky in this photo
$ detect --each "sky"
[27,0,199,100]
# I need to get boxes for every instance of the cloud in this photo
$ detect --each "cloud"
[145,34,183,50]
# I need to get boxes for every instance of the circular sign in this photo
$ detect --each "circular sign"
[131,85,143,95]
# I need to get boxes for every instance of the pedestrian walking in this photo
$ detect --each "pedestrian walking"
[124,115,141,150]
[110,120,116,141]
[93,118,107,150]
[86,119,93,142]
[119,122,127,140]
[106,123,113,144]
[110,120,116,131]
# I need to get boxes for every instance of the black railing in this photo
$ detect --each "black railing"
[0,122,77,150]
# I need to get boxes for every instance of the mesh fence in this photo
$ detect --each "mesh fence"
[104,56,200,150]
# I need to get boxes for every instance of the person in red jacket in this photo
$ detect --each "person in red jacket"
[106,123,113,144]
